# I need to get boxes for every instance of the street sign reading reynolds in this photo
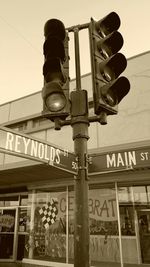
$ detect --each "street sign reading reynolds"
[0,126,76,174]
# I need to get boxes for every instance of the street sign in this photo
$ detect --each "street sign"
[2,128,150,176]
[89,145,150,175]
[0,126,76,174]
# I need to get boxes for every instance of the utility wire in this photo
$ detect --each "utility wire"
[0,14,41,54]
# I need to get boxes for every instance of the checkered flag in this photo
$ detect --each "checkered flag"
[39,199,58,229]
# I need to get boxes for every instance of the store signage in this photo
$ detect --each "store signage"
[89,146,150,175]
[58,192,117,222]
[37,191,117,222]
[0,127,76,174]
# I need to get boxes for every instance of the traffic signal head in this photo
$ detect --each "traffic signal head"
[42,19,70,123]
[89,12,130,120]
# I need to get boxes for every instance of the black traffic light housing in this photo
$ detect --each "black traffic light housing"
[89,12,130,119]
[42,19,70,123]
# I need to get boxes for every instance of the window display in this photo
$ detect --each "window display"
[67,187,121,265]
[25,191,67,263]
[0,208,16,259]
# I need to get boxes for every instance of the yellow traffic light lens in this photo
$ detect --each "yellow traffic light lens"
[101,66,115,81]
[102,71,112,82]
[46,93,66,112]
[99,47,109,59]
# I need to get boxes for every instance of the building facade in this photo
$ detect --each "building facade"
[0,51,150,267]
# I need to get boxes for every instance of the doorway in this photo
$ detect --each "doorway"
[0,207,17,261]
[138,209,150,263]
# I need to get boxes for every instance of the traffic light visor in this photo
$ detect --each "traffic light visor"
[101,76,130,106]
[43,37,65,62]
[44,19,66,40]
[43,58,65,83]
[97,31,123,59]
[95,12,121,37]
[113,76,130,103]
[99,53,127,81]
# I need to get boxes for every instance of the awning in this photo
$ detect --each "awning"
[0,159,74,189]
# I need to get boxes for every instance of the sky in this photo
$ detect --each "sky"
[0,0,150,105]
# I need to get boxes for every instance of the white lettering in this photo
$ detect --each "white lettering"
[30,140,38,157]
[107,154,116,168]
[141,152,149,161]
[22,137,30,154]
[141,152,145,161]
[107,151,137,169]
[5,132,14,150]
[56,149,60,164]
[128,151,136,166]
[4,132,64,165]
[38,143,44,159]
[117,153,124,167]
[50,147,55,162]
[63,149,68,157]
[124,152,128,166]
[14,135,21,153]
[44,145,49,160]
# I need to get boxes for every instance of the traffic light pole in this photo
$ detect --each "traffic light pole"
[41,16,130,267]
[71,28,90,267]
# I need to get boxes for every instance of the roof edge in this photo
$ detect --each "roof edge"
[0,50,150,107]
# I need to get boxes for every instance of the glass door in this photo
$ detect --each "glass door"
[137,209,150,264]
[0,207,17,261]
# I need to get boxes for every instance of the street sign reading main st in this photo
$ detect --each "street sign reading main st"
[89,145,150,175]
[0,126,76,174]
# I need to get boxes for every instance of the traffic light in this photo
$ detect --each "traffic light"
[42,19,70,124]
[89,12,130,122]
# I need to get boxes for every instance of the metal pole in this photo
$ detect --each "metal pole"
[71,28,90,267]
[74,28,81,91]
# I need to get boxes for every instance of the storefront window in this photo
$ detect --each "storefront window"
[1,185,150,266]
[132,186,150,264]
[118,186,138,264]
[17,207,30,260]
[68,185,121,266]
[89,187,120,266]
[68,189,75,263]
[118,187,135,236]
[0,208,16,259]
[25,189,67,263]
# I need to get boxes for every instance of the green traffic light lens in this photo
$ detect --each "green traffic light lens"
[46,93,66,112]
